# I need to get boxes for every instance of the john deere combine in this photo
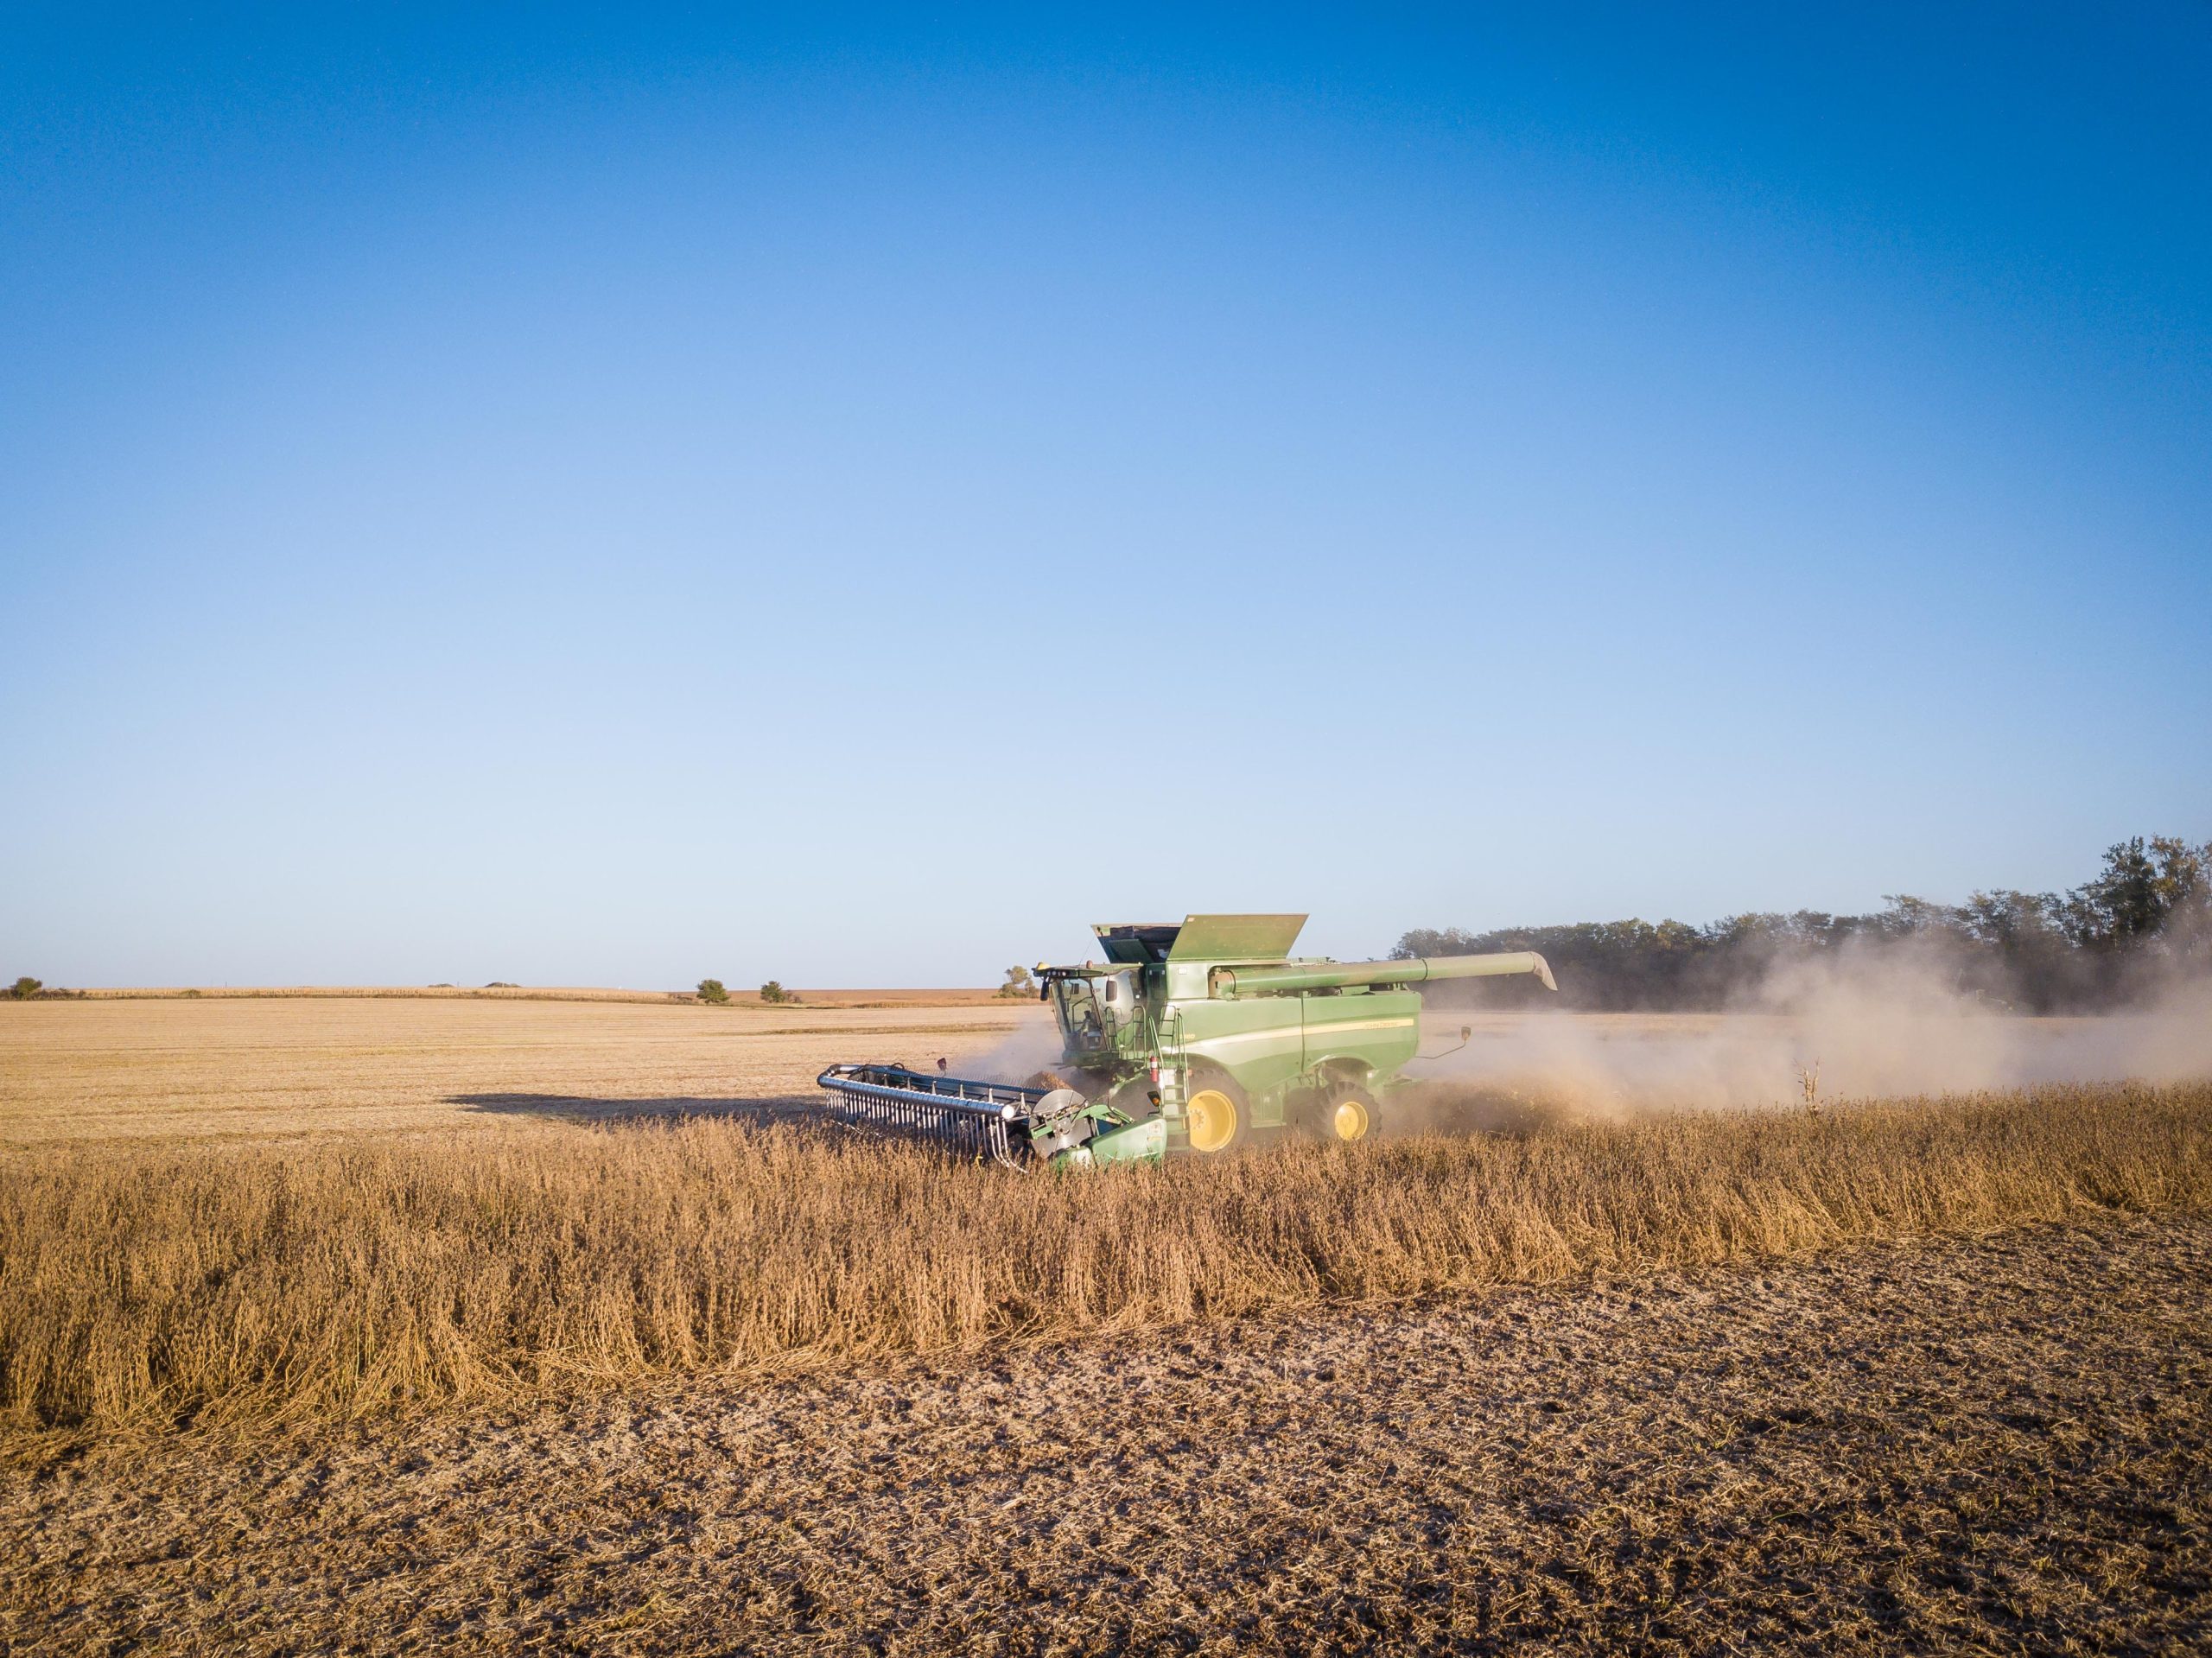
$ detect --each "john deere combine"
[817,914,1554,1166]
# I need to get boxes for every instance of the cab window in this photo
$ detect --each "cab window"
[1053,979,1104,1045]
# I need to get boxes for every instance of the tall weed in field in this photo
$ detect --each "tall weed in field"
[1,1084,2207,1436]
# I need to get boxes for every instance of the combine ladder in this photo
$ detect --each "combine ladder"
[1148,1008,1192,1150]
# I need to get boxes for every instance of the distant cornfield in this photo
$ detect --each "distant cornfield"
[3,1083,2207,1437]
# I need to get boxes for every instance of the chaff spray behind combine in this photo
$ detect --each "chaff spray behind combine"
[817,914,1554,1166]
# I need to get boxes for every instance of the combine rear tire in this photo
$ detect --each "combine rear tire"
[1325,1083,1379,1144]
[1182,1072,1249,1154]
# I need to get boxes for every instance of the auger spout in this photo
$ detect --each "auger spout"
[1210,950,1556,998]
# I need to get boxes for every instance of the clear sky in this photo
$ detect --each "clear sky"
[3,4,2208,988]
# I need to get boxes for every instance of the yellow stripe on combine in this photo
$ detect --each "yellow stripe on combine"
[1193,1016,1413,1048]
[1298,1017,1416,1037]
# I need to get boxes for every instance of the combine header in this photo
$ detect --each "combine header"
[817,914,1554,1166]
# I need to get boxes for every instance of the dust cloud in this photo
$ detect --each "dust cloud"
[943,952,2212,1128]
[949,1015,1067,1086]
[1399,948,2212,1126]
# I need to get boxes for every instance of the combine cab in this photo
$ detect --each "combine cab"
[817,913,1554,1167]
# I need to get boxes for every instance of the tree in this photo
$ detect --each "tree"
[2066,837,2169,950]
[2157,838,2212,967]
[8,977,41,1001]
[996,965,1036,999]
[759,981,796,1004]
[1393,833,2205,1013]
[696,979,729,1005]
[2064,836,2211,955]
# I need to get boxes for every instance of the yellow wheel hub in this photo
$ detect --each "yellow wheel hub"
[1331,1095,1372,1142]
[1185,1088,1239,1153]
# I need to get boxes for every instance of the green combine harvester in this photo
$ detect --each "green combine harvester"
[817,914,1554,1166]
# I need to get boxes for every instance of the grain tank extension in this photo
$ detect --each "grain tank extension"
[816,914,1554,1166]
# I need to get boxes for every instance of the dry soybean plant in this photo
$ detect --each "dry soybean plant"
[0,1083,2207,1439]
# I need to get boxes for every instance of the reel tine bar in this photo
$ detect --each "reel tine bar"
[815,1064,1047,1166]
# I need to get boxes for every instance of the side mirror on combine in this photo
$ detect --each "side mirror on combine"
[1418,1022,1478,1062]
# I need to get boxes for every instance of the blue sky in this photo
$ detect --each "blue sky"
[3,5,2208,987]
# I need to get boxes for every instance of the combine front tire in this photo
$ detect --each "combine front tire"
[1182,1072,1250,1154]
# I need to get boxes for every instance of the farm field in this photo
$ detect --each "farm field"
[0,993,1037,1144]
[1,995,2208,1652]
[13,992,2191,1147]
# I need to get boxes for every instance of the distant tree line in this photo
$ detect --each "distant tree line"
[7,977,84,1001]
[694,978,801,1005]
[1394,835,2212,1013]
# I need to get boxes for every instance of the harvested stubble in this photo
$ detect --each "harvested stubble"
[3,1083,2207,1437]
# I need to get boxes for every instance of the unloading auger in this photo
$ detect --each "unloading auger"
[816,914,1554,1166]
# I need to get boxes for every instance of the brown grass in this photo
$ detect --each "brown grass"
[3,1082,2206,1439]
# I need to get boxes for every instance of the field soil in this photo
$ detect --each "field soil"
[5,1210,2206,1655]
